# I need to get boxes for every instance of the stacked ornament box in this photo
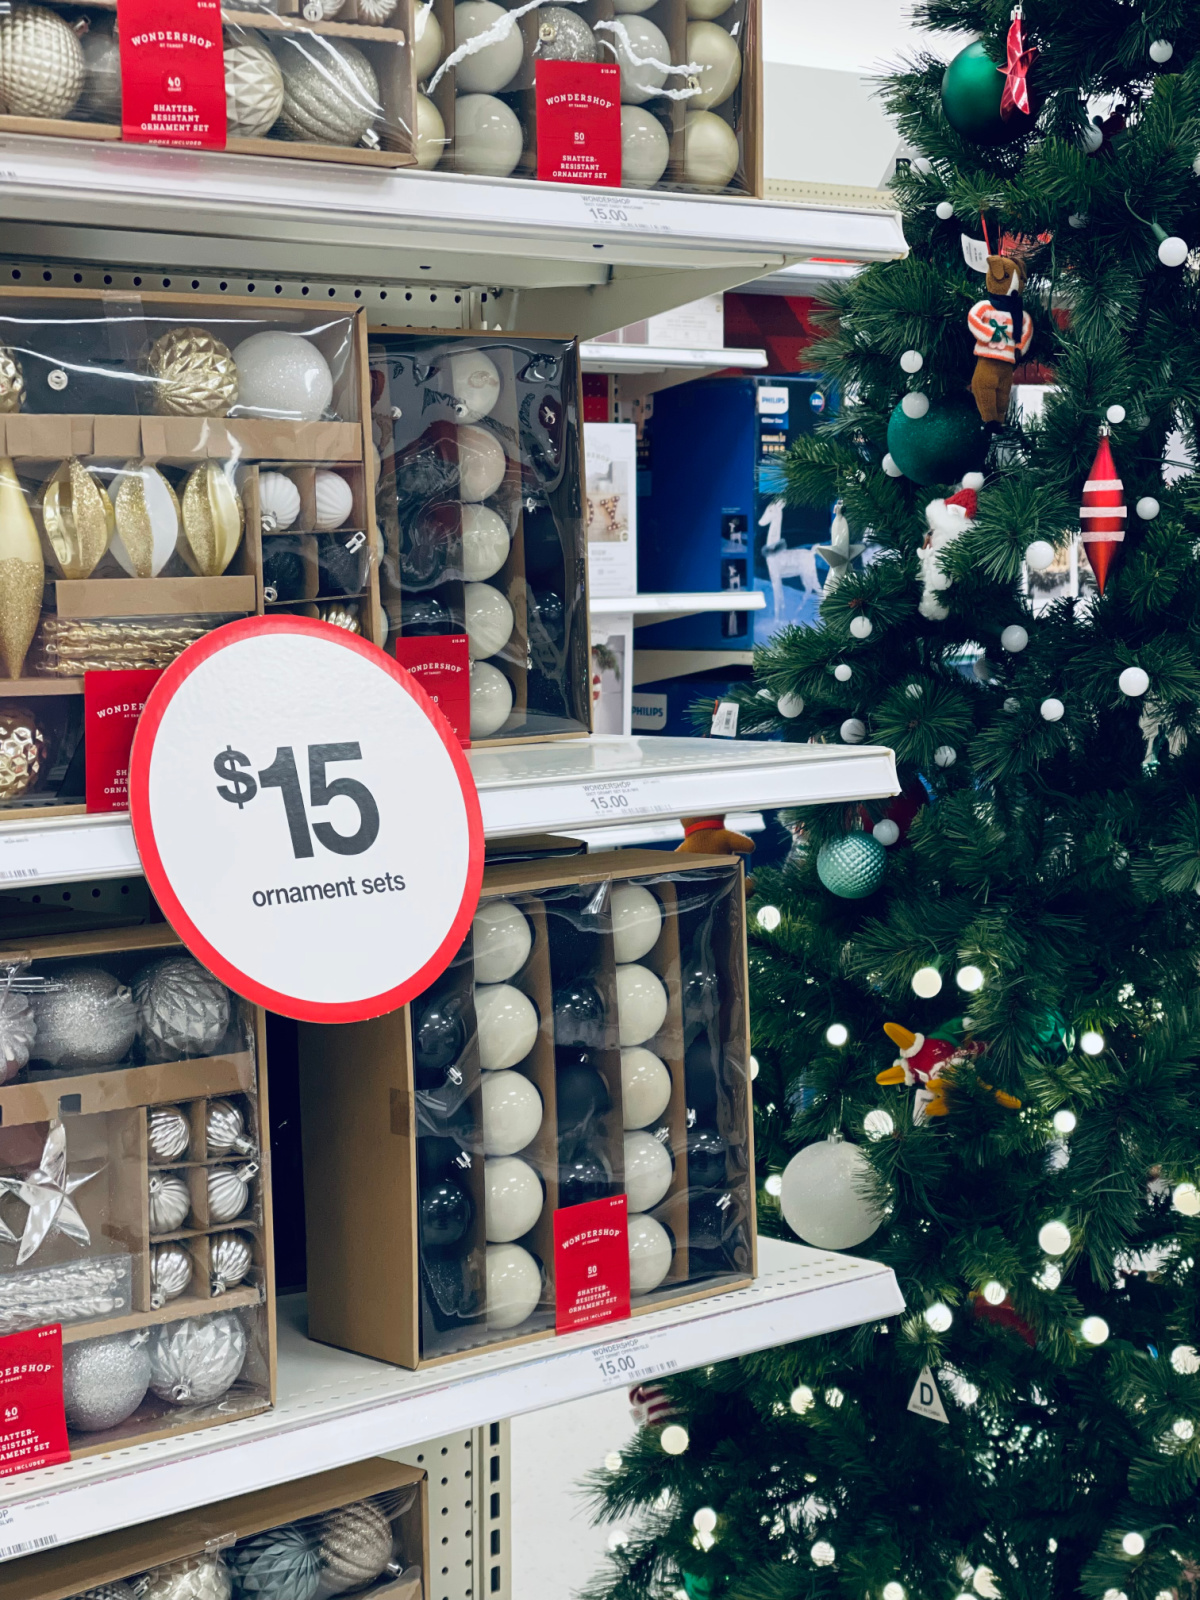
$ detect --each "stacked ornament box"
[413,0,761,194]
[0,920,276,1458]
[0,287,380,813]
[6,1457,428,1600]
[298,850,755,1367]
[0,1,419,167]
[371,329,591,744]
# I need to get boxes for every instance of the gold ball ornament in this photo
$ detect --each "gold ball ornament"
[0,347,25,414]
[179,462,244,576]
[39,456,115,578]
[146,327,239,418]
[0,456,46,679]
[316,600,361,633]
[0,703,47,801]
[0,4,85,119]
[224,36,285,140]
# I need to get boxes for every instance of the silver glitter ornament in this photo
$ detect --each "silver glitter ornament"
[74,1586,138,1600]
[62,1331,150,1432]
[315,1500,394,1594]
[133,1555,233,1600]
[0,986,36,1082]
[33,965,137,1068]
[210,1230,254,1294]
[206,1097,255,1156]
[149,1311,247,1404]
[275,35,380,147]
[0,4,85,119]
[534,6,597,62]
[148,1104,191,1162]
[150,1241,193,1307]
[133,955,231,1062]
[229,1525,320,1600]
[148,1171,191,1234]
[207,1161,257,1224]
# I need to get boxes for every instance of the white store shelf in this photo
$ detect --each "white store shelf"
[580,342,768,373]
[0,1239,902,1561]
[574,809,765,851]
[592,592,766,627]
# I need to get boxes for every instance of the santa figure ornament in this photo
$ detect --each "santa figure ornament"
[918,473,984,619]
[1079,426,1125,593]
[876,1019,1021,1122]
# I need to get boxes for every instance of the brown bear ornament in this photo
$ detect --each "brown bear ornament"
[968,254,1033,424]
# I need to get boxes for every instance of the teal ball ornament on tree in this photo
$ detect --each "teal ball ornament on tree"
[941,38,1036,145]
[886,396,987,487]
[816,834,887,899]
[682,1572,717,1599]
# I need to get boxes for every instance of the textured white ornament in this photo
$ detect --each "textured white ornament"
[621,1046,671,1129]
[610,883,662,964]
[256,471,301,533]
[840,718,867,743]
[207,1162,257,1224]
[484,1154,543,1241]
[464,580,515,660]
[148,1105,190,1162]
[470,660,513,738]
[461,503,510,582]
[313,469,354,530]
[454,93,523,177]
[685,20,741,110]
[776,691,804,718]
[621,104,669,188]
[150,1241,193,1305]
[1136,496,1160,521]
[628,1212,673,1292]
[1000,624,1028,652]
[481,1069,543,1156]
[899,349,924,374]
[901,392,930,419]
[134,955,231,1062]
[1040,697,1065,722]
[275,35,379,148]
[1025,538,1055,570]
[624,1129,672,1212]
[209,1231,254,1293]
[448,348,501,423]
[616,963,668,1046]
[472,899,532,983]
[474,981,539,1070]
[149,1312,247,1404]
[683,109,739,189]
[1118,666,1150,697]
[415,91,446,169]
[224,39,284,139]
[780,1137,882,1249]
[457,423,508,501]
[233,332,334,421]
[454,1,523,94]
[414,1,444,79]
[486,1241,542,1328]
[0,5,84,118]
[611,14,669,103]
[356,0,397,19]
[148,1172,191,1234]
[206,1098,255,1156]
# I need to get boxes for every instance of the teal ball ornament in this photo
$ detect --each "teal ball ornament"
[886,396,987,487]
[941,39,1036,145]
[228,1525,321,1600]
[816,835,887,899]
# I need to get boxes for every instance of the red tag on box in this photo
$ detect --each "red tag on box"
[85,669,163,813]
[394,635,471,748]
[554,1194,631,1333]
[0,1325,69,1479]
[117,0,227,148]
[536,61,622,187]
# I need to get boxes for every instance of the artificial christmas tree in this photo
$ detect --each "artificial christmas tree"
[584,6,1200,1599]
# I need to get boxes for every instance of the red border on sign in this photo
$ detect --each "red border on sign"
[128,615,485,1024]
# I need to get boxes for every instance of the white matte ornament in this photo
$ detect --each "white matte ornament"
[464,581,514,660]
[849,616,873,639]
[1000,625,1028,652]
[616,963,668,1046]
[936,200,954,220]
[686,0,732,13]
[1106,404,1127,424]
[1158,236,1188,267]
[1081,120,1103,153]
[873,819,900,846]
[610,882,662,963]
[415,91,446,168]
[470,660,513,738]
[1118,666,1150,697]
[482,1069,543,1156]
[448,349,501,423]
[472,899,532,983]
[840,718,867,743]
[899,349,924,373]
[461,503,511,581]
[882,453,903,477]
[1041,697,1065,722]
[629,1212,673,1292]
[683,110,740,189]
[487,1241,542,1328]
[685,20,741,110]
[1149,38,1174,62]
[457,424,508,502]
[613,0,657,9]
[621,1046,672,1129]
[1038,1219,1071,1255]
[313,470,354,530]
[474,982,538,1069]
[484,1155,543,1241]
[621,105,669,187]
[624,1129,672,1212]
[901,392,930,419]
[414,2,443,78]
[454,2,523,94]
[454,93,524,177]
[256,471,301,533]
[225,40,285,138]
[612,14,669,103]
[780,1137,882,1249]
[912,966,943,998]
[1025,539,1055,570]
[834,664,852,682]
[777,691,804,717]
[233,332,333,421]
[1136,496,1160,521]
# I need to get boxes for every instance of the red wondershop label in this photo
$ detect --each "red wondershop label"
[394,635,471,748]
[85,668,163,813]
[0,1325,69,1479]
[554,1194,631,1333]
[536,61,621,187]
[118,0,226,148]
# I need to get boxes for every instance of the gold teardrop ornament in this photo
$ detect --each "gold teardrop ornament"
[179,462,243,576]
[0,457,44,679]
[39,457,115,579]
[112,461,181,578]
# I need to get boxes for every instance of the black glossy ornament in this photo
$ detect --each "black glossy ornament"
[520,498,564,580]
[420,1179,473,1252]
[559,1148,610,1208]
[690,1189,734,1253]
[317,533,367,597]
[397,503,453,591]
[684,1036,720,1121]
[531,588,565,644]
[400,595,451,636]
[412,994,466,1074]
[417,1131,469,1180]
[553,979,606,1048]
[686,1126,727,1188]
[261,545,307,603]
[556,1055,611,1144]
[681,962,719,1026]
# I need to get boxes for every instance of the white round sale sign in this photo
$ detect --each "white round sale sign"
[130,616,484,1022]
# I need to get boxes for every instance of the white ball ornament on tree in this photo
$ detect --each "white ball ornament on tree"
[1025,539,1055,570]
[624,1130,673,1212]
[472,899,532,983]
[415,91,446,168]
[1081,119,1104,153]
[685,20,741,110]
[911,965,943,998]
[849,615,873,639]
[474,982,539,1070]
[484,1155,544,1241]
[0,4,84,118]
[63,1333,151,1431]
[464,581,514,660]
[899,350,924,374]
[1041,697,1065,722]
[453,1,523,94]
[470,660,513,738]
[683,110,740,189]
[628,1212,673,1292]
[225,38,285,138]
[1136,496,1160,521]
[780,1135,883,1250]
[233,332,333,421]
[611,14,669,102]
[621,1045,671,1128]
[610,882,662,963]
[833,663,853,682]
[453,93,524,177]
[1149,38,1174,63]
[1158,235,1189,267]
[460,504,511,582]
[873,819,900,847]
[882,453,903,478]
[1118,665,1150,697]
[935,200,954,220]
[486,1242,542,1328]
[457,424,508,501]
[621,104,670,187]
[481,1069,543,1156]
[1000,624,1028,652]
[448,349,501,423]
[776,691,804,717]
[1038,1219,1071,1256]
[901,391,930,419]
[1106,404,1127,424]
[313,470,354,530]
[414,1,443,79]
[615,963,668,1046]
[840,718,867,743]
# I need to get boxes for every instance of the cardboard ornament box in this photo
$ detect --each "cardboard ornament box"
[300,850,755,1368]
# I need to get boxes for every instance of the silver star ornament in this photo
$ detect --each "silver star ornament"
[0,1122,101,1265]
[815,501,864,594]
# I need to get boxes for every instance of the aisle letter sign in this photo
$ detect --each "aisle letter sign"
[129,617,484,1022]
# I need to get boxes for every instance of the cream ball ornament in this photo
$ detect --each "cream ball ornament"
[257,471,301,533]
[624,1130,673,1212]
[688,0,733,12]
[457,423,508,501]
[610,881,662,963]
[683,109,740,189]
[224,37,285,138]
[233,331,334,421]
[685,20,741,110]
[473,898,532,984]
[612,15,669,103]
[415,91,446,169]
[448,349,501,423]
[780,1136,882,1250]
[629,1212,673,1292]
[482,1069,543,1156]
[414,1,444,79]
[313,469,354,530]
[487,1242,542,1328]
[613,0,657,10]
[454,93,523,177]
[470,660,513,737]
[474,981,539,1069]
[616,962,668,1045]
[464,581,515,660]
[461,503,510,581]
[621,104,669,187]
[454,1,523,93]
[274,35,380,148]
[485,1154,544,1241]
[621,1046,672,1129]
[0,5,84,118]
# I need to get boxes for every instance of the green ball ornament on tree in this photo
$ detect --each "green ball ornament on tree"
[941,39,1036,145]
[886,396,988,487]
[682,1572,718,1600]
[816,834,887,899]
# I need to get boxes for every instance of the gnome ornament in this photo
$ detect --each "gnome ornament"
[918,473,984,619]
[876,1019,1021,1122]
[968,253,1033,424]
